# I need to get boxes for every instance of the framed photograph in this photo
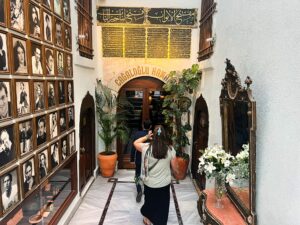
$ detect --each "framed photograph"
[44,47,55,76]
[43,0,52,10]
[0,168,20,215]
[18,119,34,156]
[21,157,37,196]
[63,0,70,23]
[64,24,72,50]
[59,108,66,133]
[33,81,45,112]
[60,135,67,161]
[50,141,59,170]
[54,0,62,17]
[10,0,25,32]
[47,81,56,108]
[0,32,9,73]
[49,111,58,139]
[0,80,12,121]
[36,114,47,147]
[30,42,43,75]
[28,3,41,39]
[37,148,49,180]
[56,50,64,76]
[67,81,73,104]
[54,18,63,47]
[12,36,28,74]
[0,0,6,26]
[67,106,74,129]
[58,80,65,104]
[68,131,75,153]
[43,10,53,43]
[15,80,31,116]
[0,124,16,169]
[65,53,72,77]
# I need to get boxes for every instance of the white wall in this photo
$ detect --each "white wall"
[200,0,300,224]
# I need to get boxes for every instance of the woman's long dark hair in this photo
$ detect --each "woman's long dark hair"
[151,125,169,159]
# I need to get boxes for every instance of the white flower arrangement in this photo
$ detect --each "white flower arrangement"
[198,144,236,184]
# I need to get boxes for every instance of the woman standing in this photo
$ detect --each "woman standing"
[134,125,176,225]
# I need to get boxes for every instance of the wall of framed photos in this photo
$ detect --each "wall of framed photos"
[0,0,76,221]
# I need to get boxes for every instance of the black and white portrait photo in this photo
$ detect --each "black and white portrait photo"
[0,0,5,25]
[50,142,59,169]
[0,169,19,213]
[47,81,56,108]
[31,43,43,75]
[68,131,75,153]
[18,120,33,155]
[68,107,74,128]
[64,25,71,50]
[59,109,66,133]
[57,51,64,75]
[13,37,27,74]
[36,115,47,146]
[16,81,30,116]
[43,0,51,9]
[38,149,48,180]
[44,12,52,43]
[58,81,65,104]
[22,158,36,195]
[63,0,70,22]
[55,19,63,47]
[67,81,73,103]
[66,54,72,77]
[60,136,67,161]
[0,81,12,120]
[49,111,58,139]
[34,81,45,111]
[54,0,62,17]
[10,0,25,31]
[0,33,8,72]
[0,125,15,168]
[45,48,54,76]
[29,3,41,38]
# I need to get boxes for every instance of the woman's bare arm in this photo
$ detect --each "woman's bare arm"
[133,130,153,152]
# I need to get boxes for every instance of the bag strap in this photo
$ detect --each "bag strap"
[146,144,160,173]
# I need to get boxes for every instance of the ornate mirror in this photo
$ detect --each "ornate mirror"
[220,59,257,224]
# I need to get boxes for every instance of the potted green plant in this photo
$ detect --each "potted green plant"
[95,79,129,177]
[162,64,201,180]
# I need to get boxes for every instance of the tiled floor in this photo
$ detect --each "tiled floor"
[68,170,202,225]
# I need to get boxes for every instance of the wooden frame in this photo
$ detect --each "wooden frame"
[11,35,29,75]
[68,130,75,153]
[43,0,53,11]
[54,17,64,48]
[48,110,58,140]
[28,1,42,39]
[15,80,31,117]
[35,114,48,148]
[0,31,10,74]
[0,123,17,170]
[66,81,73,104]
[64,23,72,51]
[56,50,64,76]
[0,0,7,27]
[46,80,57,108]
[42,9,53,44]
[33,80,46,112]
[30,41,44,76]
[37,147,49,182]
[54,0,62,18]
[49,141,60,171]
[0,79,13,121]
[65,53,72,77]
[21,156,37,197]
[59,108,67,134]
[9,0,26,34]
[17,118,34,157]
[44,46,55,76]
[60,135,68,162]
[0,166,20,217]
[63,0,70,23]
[67,106,74,129]
[220,59,257,225]
[58,80,65,104]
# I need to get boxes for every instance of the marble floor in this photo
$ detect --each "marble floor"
[68,170,202,225]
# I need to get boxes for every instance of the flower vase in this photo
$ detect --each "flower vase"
[214,174,226,208]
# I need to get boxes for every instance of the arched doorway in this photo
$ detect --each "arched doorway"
[117,77,165,169]
[79,92,95,192]
[191,95,209,190]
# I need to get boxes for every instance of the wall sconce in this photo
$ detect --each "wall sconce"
[206,34,216,46]
[76,33,88,42]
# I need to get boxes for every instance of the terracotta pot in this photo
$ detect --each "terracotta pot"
[172,156,189,180]
[97,152,117,177]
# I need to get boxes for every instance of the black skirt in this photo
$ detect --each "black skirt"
[141,184,171,225]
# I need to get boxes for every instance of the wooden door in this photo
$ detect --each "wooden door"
[192,95,209,190]
[117,77,165,169]
[79,92,95,192]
